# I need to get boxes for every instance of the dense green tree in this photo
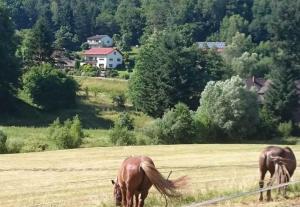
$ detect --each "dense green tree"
[22,64,78,110]
[141,0,170,32]
[115,0,144,48]
[16,29,35,66]
[196,76,259,139]
[129,30,208,117]
[231,52,259,78]
[73,1,92,42]
[26,18,53,64]
[95,11,119,36]
[54,26,79,50]
[264,59,299,122]
[195,0,227,40]
[268,0,300,62]
[3,0,29,29]
[0,5,20,106]
[199,49,228,81]
[249,0,272,42]
[219,15,249,43]
[225,0,253,21]
[223,32,254,65]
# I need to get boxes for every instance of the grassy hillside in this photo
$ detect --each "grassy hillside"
[0,77,153,150]
[0,144,299,207]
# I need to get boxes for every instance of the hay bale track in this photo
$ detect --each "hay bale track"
[0,144,299,207]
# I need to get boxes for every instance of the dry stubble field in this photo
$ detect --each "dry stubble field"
[0,144,300,207]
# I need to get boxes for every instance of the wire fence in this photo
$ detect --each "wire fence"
[185,180,300,207]
[1,166,300,207]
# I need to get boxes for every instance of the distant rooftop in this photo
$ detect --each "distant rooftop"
[83,48,116,55]
[197,42,226,49]
[87,35,109,40]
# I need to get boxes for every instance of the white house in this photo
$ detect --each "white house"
[83,48,123,69]
[87,35,113,48]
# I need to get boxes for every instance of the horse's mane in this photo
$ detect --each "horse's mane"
[140,161,187,198]
[284,146,293,152]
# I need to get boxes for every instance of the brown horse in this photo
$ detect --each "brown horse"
[259,146,297,201]
[112,156,187,207]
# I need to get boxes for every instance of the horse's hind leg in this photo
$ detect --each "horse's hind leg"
[138,191,148,207]
[267,172,275,202]
[259,170,266,201]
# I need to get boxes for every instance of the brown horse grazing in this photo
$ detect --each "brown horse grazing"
[112,156,187,207]
[259,146,297,201]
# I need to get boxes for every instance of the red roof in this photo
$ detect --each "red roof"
[83,48,115,55]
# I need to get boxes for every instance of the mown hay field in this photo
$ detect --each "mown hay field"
[0,144,300,207]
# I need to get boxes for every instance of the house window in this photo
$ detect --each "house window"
[99,58,104,61]
[109,58,113,61]
[88,57,93,61]
[109,64,113,67]
[117,58,121,62]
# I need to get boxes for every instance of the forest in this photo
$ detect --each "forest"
[0,0,300,149]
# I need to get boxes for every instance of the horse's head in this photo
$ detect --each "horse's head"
[111,179,122,206]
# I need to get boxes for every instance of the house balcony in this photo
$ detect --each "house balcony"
[85,60,97,66]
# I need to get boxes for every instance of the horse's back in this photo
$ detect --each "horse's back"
[118,156,153,191]
[259,146,296,175]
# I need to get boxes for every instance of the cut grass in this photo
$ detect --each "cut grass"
[76,76,128,95]
[0,144,299,207]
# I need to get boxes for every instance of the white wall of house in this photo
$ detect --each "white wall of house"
[100,36,113,47]
[87,36,113,48]
[84,50,123,69]
[103,51,123,68]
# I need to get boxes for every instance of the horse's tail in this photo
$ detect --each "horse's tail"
[140,161,187,198]
[270,156,291,185]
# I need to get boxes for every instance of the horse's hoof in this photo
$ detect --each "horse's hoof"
[267,198,273,202]
[259,197,263,202]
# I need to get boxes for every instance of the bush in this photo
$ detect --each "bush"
[22,64,78,111]
[257,107,278,139]
[115,112,134,130]
[278,121,293,138]
[5,137,24,153]
[144,103,196,144]
[0,130,7,153]
[120,72,130,80]
[112,93,126,108]
[80,64,98,77]
[107,69,118,78]
[48,115,84,149]
[21,137,58,153]
[109,112,136,146]
[109,126,136,146]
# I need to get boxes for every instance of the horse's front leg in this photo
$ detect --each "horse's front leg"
[135,194,139,207]
[126,190,134,207]
[121,186,127,207]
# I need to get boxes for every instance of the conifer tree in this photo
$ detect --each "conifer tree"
[0,5,19,100]
[264,58,299,122]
